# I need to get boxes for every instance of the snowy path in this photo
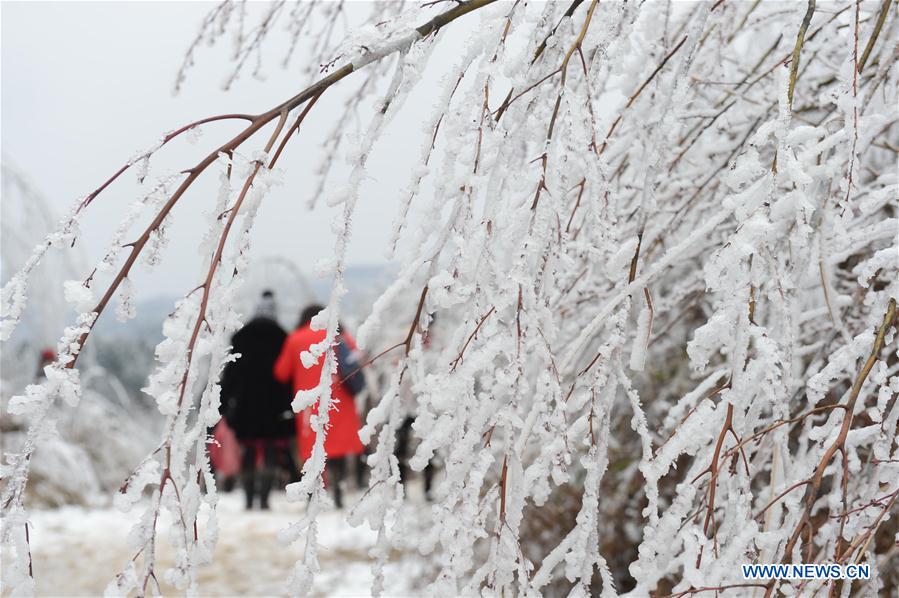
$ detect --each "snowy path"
[28,491,421,597]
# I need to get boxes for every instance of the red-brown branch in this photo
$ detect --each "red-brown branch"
[772,298,896,590]
[76,113,256,213]
[450,306,496,371]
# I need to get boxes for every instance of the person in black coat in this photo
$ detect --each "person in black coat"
[220,290,294,509]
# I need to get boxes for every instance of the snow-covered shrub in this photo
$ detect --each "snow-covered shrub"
[3,1,898,596]
[1,376,158,509]
[0,163,83,390]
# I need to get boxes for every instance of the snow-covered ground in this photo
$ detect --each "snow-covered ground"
[28,489,425,597]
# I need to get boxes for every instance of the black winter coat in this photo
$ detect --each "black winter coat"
[220,317,295,440]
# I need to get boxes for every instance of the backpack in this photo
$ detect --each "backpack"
[336,337,366,397]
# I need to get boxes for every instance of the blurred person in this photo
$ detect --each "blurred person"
[34,348,56,381]
[220,290,295,510]
[396,417,435,500]
[394,320,436,500]
[273,304,365,508]
[208,419,240,492]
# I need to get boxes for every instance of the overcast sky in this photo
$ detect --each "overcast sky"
[2,2,454,300]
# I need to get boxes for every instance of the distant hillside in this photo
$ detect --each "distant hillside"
[311,264,398,325]
[89,263,395,395]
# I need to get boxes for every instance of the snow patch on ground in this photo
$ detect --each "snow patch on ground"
[28,490,423,596]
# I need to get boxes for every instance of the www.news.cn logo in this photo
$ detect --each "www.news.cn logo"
[742,563,870,580]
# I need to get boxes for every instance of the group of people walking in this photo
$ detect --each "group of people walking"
[217,291,364,510]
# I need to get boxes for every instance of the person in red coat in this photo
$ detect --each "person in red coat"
[273,304,364,507]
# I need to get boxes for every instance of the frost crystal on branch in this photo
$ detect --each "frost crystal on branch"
[3,0,898,596]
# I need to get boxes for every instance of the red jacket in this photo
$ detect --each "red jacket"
[273,325,364,460]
